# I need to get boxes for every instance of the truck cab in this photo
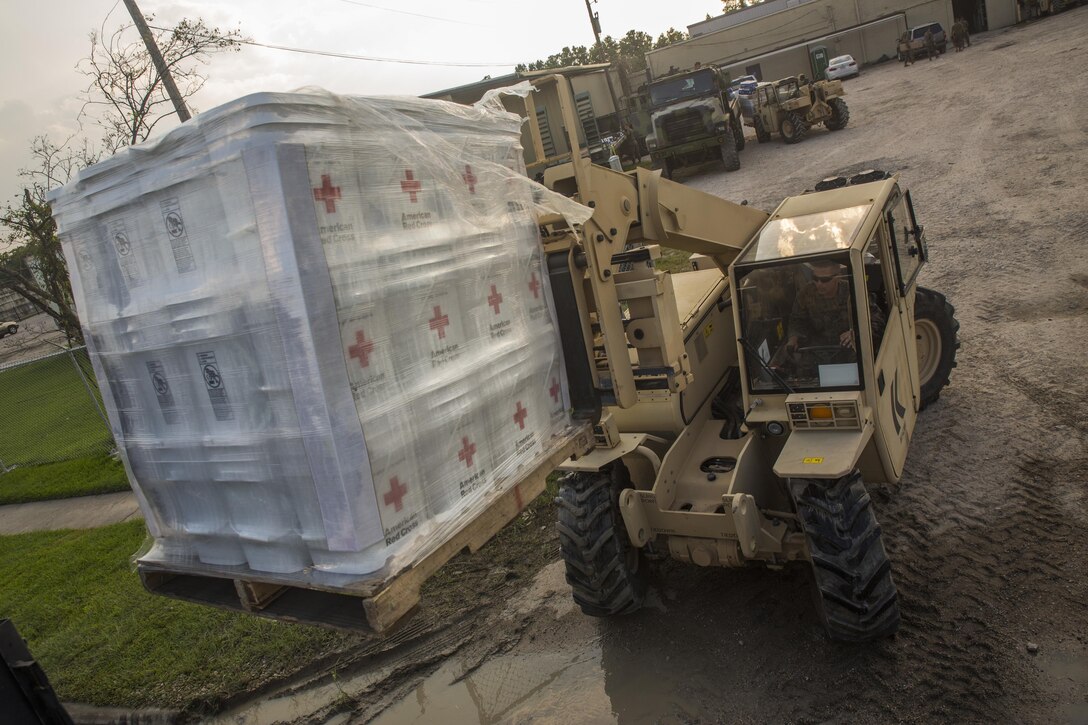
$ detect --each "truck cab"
[644,67,746,178]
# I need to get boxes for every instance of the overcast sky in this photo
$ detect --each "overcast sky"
[0,0,721,206]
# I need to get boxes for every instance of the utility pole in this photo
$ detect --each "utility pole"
[582,0,630,129]
[122,0,191,123]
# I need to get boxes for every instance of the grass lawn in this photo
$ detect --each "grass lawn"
[0,352,114,467]
[657,247,694,274]
[0,455,131,505]
[0,520,365,712]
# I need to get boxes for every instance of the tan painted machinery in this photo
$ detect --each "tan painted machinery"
[523,75,958,641]
[749,76,850,144]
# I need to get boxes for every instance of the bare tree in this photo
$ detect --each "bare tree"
[0,15,246,344]
[80,16,245,152]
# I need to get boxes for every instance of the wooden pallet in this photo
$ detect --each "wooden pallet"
[137,426,591,635]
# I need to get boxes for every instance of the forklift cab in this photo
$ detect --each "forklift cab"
[729,177,928,484]
[733,204,870,394]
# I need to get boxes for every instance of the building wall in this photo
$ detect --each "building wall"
[0,288,36,321]
[648,0,997,79]
[689,0,811,37]
[986,0,1018,27]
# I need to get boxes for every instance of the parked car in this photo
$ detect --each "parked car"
[0,321,19,338]
[825,54,859,80]
[728,75,759,117]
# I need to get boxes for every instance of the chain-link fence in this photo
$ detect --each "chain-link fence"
[0,347,115,471]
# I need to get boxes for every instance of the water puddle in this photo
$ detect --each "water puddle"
[370,648,610,725]
[210,642,613,725]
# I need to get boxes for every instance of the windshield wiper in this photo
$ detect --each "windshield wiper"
[737,337,795,394]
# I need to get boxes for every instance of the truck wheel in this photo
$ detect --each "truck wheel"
[789,471,901,642]
[779,112,808,144]
[556,463,647,617]
[753,116,771,143]
[720,125,741,172]
[825,98,849,130]
[914,286,959,410]
[4,325,14,336]
[732,116,746,151]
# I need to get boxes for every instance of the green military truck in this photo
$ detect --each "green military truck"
[644,66,746,179]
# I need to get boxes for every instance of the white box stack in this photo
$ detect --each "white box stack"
[49,90,576,582]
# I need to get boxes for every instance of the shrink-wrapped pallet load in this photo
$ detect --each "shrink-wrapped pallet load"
[49,88,588,583]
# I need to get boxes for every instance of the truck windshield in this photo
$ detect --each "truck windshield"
[735,257,862,393]
[649,70,717,106]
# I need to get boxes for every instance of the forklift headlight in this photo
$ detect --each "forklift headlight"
[766,421,785,436]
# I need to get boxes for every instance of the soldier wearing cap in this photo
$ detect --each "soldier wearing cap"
[787,259,855,353]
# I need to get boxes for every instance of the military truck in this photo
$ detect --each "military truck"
[644,66,747,179]
[749,76,849,144]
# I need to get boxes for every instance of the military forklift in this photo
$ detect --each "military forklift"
[749,76,850,144]
[524,75,958,641]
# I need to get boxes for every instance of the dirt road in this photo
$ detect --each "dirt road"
[219,12,1088,724]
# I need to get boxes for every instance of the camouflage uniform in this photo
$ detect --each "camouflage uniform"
[924,30,937,60]
[899,33,914,66]
[788,280,853,347]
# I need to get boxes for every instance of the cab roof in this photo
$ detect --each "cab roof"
[735,176,900,265]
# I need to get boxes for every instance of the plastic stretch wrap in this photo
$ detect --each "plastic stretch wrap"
[49,88,588,581]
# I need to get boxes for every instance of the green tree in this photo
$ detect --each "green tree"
[722,0,766,12]
[655,28,689,49]
[517,27,671,76]
[0,137,100,343]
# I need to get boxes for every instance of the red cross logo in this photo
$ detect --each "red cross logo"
[313,174,341,213]
[528,272,541,299]
[429,305,450,339]
[400,170,422,203]
[384,476,408,512]
[458,436,477,468]
[487,284,503,315]
[549,378,560,403]
[463,165,477,194]
[348,330,375,369]
[513,401,528,430]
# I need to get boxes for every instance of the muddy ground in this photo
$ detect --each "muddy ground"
[214,11,1088,725]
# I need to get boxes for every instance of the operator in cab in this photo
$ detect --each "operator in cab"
[786,259,855,356]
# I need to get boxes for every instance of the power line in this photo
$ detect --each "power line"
[332,0,496,28]
[147,24,518,67]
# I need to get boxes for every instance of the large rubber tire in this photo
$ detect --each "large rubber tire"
[720,124,741,172]
[914,286,960,410]
[825,97,850,131]
[779,112,808,144]
[5,325,15,335]
[556,464,647,617]
[732,115,746,151]
[790,471,901,642]
[753,115,771,143]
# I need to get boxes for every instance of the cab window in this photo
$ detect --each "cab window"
[886,193,925,295]
[736,256,862,393]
